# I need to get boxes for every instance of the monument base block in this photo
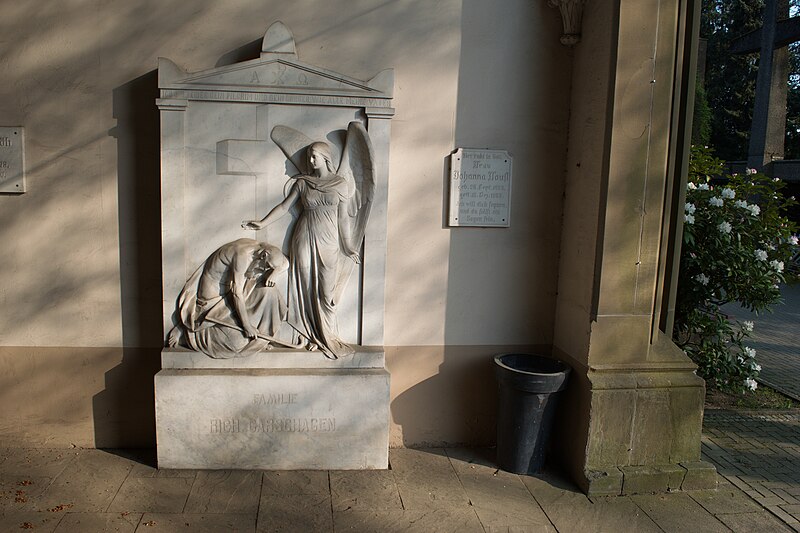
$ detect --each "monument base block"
[155,348,390,470]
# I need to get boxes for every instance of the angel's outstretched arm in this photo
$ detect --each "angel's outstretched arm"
[242,185,300,230]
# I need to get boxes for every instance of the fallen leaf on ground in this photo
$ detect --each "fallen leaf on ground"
[47,504,73,512]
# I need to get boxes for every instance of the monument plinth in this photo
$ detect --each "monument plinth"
[155,22,394,469]
[155,349,389,469]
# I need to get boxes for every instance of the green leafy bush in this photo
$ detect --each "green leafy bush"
[674,145,798,392]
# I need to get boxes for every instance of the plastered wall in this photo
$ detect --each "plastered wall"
[0,0,570,447]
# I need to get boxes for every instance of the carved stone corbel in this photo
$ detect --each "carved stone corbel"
[547,0,587,46]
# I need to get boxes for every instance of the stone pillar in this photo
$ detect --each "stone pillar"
[156,96,187,338]
[749,0,780,169]
[764,0,791,165]
[552,0,716,495]
[362,107,394,347]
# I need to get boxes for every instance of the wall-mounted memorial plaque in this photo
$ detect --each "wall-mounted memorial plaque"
[448,148,512,227]
[0,127,25,194]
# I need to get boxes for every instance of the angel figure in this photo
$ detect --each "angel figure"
[242,121,374,359]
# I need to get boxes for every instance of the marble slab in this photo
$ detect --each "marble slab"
[155,362,390,470]
[448,148,512,227]
[0,127,25,194]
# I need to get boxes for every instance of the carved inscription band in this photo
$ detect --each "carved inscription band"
[160,89,393,109]
[210,417,337,433]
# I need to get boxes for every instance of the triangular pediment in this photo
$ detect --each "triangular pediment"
[158,21,393,105]
[159,57,393,98]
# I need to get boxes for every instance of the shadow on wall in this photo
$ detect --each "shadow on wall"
[92,71,163,448]
[92,348,161,448]
[111,70,163,350]
[390,347,497,447]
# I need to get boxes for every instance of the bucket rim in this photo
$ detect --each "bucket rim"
[493,353,571,377]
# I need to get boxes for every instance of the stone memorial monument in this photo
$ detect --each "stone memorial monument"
[154,22,394,469]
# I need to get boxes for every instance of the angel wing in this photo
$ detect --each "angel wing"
[334,121,375,303]
[271,125,314,176]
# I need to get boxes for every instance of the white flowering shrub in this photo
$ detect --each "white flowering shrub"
[674,146,799,392]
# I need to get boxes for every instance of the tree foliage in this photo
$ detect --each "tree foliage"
[701,0,800,159]
[675,146,798,391]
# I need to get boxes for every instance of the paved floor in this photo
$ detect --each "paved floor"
[702,283,800,531]
[0,446,791,532]
[703,410,800,530]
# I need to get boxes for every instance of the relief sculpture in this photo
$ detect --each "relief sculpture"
[242,121,375,358]
[167,238,302,357]
[169,122,374,360]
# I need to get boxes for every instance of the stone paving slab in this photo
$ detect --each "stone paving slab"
[0,509,62,532]
[716,509,795,533]
[35,449,134,512]
[333,508,484,533]
[521,474,662,532]
[53,511,142,533]
[330,470,403,511]
[185,470,261,514]
[261,470,328,495]
[138,512,256,532]
[389,448,470,509]
[445,448,556,531]
[107,476,194,513]
[258,493,332,532]
[0,475,52,511]
[632,492,731,532]
[0,448,78,478]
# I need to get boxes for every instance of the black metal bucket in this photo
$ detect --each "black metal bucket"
[494,353,571,475]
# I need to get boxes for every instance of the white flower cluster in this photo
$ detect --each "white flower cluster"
[770,260,785,273]
[718,221,732,234]
[743,346,756,358]
[745,378,758,391]
[790,235,799,246]
[733,199,760,216]
[721,188,735,199]
[698,183,710,191]
[753,363,762,372]
[709,196,724,207]
[746,168,757,176]
[684,202,695,224]
[754,249,768,261]
[742,321,754,332]
[694,273,710,285]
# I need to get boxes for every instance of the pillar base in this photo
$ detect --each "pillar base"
[556,343,716,495]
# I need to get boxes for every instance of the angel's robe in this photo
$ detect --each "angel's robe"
[288,175,356,358]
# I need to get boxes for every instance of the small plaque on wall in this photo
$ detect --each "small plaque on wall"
[0,127,25,194]
[448,148,512,227]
